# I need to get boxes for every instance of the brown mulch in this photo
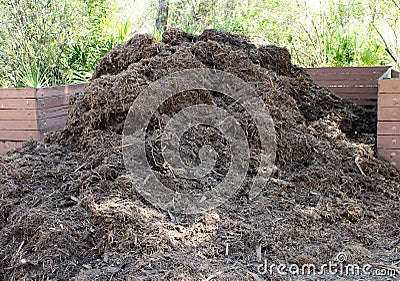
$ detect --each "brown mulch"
[0,29,399,280]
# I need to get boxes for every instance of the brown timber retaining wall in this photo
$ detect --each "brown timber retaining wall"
[306,66,391,107]
[306,66,400,167]
[378,68,400,168]
[0,83,88,154]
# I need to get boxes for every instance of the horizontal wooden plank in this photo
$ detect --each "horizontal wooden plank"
[0,141,24,154]
[378,135,400,148]
[0,109,37,121]
[37,106,68,120]
[378,94,400,107]
[329,87,377,95]
[0,120,38,130]
[377,148,400,168]
[310,74,382,81]
[307,67,384,108]
[378,108,400,121]
[378,122,400,135]
[0,83,88,100]
[38,115,67,131]
[35,83,88,98]
[352,99,377,106]
[0,130,39,141]
[314,80,377,87]
[334,92,377,100]
[0,98,36,109]
[306,66,390,75]
[378,79,400,93]
[0,106,68,121]
[36,95,70,109]
[0,88,36,99]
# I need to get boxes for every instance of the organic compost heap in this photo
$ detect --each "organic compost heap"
[1,29,399,281]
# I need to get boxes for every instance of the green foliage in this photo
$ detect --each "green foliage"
[0,0,130,88]
[1,0,399,89]
[324,32,389,66]
[0,0,75,87]
[17,64,49,88]
[146,0,398,67]
[63,19,131,84]
[62,0,132,84]
[166,0,221,34]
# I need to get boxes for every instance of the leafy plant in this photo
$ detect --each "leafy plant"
[0,0,130,88]
[16,64,49,88]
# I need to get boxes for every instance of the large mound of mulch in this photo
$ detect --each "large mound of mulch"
[0,29,399,280]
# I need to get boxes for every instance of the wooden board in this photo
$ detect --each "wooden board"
[36,95,70,109]
[377,122,400,135]
[0,130,40,141]
[334,92,377,99]
[378,135,400,148]
[306,66,390,75]
[377,149,400,167]
[378,94,400,107]
[0,109,37,121]
[0,88,36,99]
[37,106,69,120]
[0,98,36,109]
[312,80,378,87]
[377,77,400,167]
[350,99,377,106]
[378,107,400,121]
[306,66,391,107]
[0,120,38,130]
[38,115,68,132]
[378,79,400,93]
[36,83,87,99]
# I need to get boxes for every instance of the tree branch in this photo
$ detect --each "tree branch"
[372,22,399,68]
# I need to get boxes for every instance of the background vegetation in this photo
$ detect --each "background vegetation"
[0,0,399,88]
[0,0,130,87]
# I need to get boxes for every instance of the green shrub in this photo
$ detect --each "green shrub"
[0,0,130,88]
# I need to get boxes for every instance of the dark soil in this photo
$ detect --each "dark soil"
[1,29,399,280]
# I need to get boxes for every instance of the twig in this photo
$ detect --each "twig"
[372,22,399,68]
[354,156,366,177]
[275,184,290,197]
[390,0,400,11]
[15,241,24,256]
[73,163,86,173]
[270,178,293,197]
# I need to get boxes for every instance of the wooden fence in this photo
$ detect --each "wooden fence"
[307,66,400,167]
[377,69,400,168]
[306,66,391,107]
[0,83,88,154]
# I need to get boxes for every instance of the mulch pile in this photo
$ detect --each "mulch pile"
[1,29,399,280]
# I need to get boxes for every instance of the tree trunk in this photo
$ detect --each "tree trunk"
[156,0,169,32]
